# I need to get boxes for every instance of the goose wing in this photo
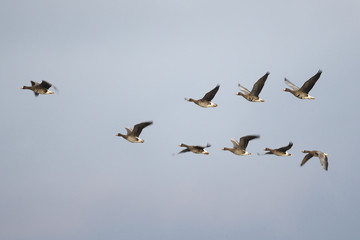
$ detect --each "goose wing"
[299,70,322,93]
[125,127,133,135]
[202,85,220,101]
[317,151,328,171]
[284,78,299,91]
[238,84,251,94]
[39,80,52,89]
[277,142,293,152]
[197,143,211,149]
[178,148,190,154]
[230,138,239,148]
[300,153,313,166]
[239,135,259,150]
[132,121,153,136]
[250,72,269,96]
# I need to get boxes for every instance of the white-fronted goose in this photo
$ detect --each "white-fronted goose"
[21,80,56,96]
[263,142,293,156]
[185,85,220,108]
[116,121,153,143]
[222,135,260,155]
[300,150,329,171]
[178,143,211,155]
[236,72,269,102]
[283,70,322,99]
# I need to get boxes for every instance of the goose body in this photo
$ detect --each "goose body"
[222,135,260,155]
[301,150,329,171]
[116,121,153,143]
[21,80,55,96]
[236,72,269,102]
[185,85,219,108]
[283,70,322,99]
[264,142,293,156]
[178,143,211,155]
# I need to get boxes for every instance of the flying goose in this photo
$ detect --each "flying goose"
[263,142,293,156]
[185,85,220,108]
[283,70,322,99]
[300,150,329,171]
[236,72,269,102]
[21,80,57,96]
[222,135,260,155]
[178,143,211,155]
[116,121,153,143]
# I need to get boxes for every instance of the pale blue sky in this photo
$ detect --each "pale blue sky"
[1,0,360,239]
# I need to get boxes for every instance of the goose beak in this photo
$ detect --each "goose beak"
[260,99,264,102]
[204,152,209,155]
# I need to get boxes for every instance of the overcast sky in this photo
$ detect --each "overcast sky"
[1,0,360,239]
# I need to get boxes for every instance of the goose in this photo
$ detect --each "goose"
[178,143,211,155]
[300,150,329,171]
[116,121,153,143]
[283,70,322,99]
[236,72,269,102]
[222,135,260,155]
[263,142,293,156]
[21,80,56,96]
[185,85,219,108]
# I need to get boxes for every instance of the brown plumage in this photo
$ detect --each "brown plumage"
[178,143,211,155]
[116,121,153,143]
[283,70,322,99]
[263,142,293,156]
[185,85,220,108]
[222,135,260,155]
[21,80,56,96]
[236,72,269,102]
[300,150,329,171]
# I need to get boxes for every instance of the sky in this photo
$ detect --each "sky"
[1,0,360,239]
